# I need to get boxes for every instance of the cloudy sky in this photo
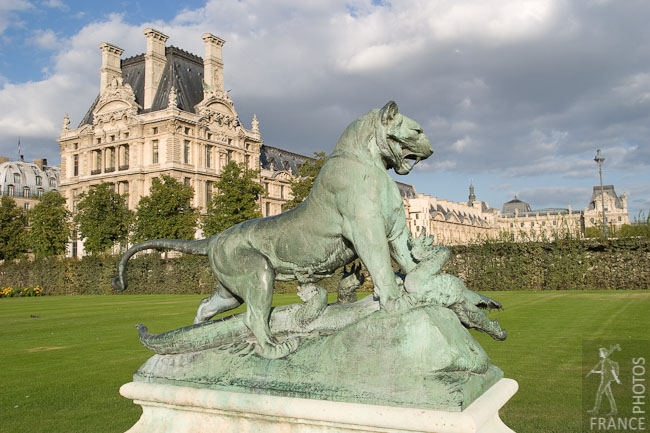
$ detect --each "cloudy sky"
[1,0,649,217]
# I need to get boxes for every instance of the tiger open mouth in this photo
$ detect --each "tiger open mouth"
[397,150,422,174]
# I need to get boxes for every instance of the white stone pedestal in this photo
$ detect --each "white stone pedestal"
[120,378,518,433]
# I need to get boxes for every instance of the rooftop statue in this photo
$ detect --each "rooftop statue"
[114,101,507,410]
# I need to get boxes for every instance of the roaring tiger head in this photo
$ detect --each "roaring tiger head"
[375,101,433,175]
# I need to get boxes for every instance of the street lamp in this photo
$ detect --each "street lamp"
[594,149,608,238]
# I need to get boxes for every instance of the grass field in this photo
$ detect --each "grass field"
[1,290,648,433]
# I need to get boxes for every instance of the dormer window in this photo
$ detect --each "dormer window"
[13,173,20,183]
[36,176,42,186]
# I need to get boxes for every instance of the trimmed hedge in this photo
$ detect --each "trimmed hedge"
[443,237,650,291]
[1,238,648,295]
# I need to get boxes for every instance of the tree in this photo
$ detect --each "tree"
[134,175,199,242]
[202,161,266,236]
[27,191,71,258]
[0,196,28,261]
[73,183,133,254]
[282,152,326,211]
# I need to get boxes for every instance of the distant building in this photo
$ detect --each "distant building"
[400,183,630,244]
[0,156,60,211]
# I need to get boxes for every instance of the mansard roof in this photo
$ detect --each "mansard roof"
[589,185,624,210]
[0,159,60,192]
[396,182,417,199]
[79,46,206,127]
[502,195,532,215]
[259,145,308,176]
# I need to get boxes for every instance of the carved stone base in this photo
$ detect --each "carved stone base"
[120,378,518,433]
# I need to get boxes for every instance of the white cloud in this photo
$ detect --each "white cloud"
[0,0,33,34]
[42,0,66,10]
[28,29,58,50]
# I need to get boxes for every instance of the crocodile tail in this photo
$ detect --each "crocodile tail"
[111,238,211,291]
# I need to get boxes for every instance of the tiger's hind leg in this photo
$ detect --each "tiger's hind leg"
[193,283,242,324]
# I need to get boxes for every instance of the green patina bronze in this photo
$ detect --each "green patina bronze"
[114,101,508,410]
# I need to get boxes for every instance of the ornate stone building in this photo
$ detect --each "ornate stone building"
[0,156,60,211]
[58,29,302,229]
[401,183,630,244]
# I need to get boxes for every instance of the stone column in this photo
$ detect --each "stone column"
[144,28,169,110]
[99,43,124,94]
[202,33,226,93]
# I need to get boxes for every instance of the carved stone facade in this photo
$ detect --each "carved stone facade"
[401,183,630,245]
[58,30,302,256]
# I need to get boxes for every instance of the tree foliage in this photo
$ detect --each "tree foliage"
[133,175,199,242]
[282,152,326,211]
[73,183,133,254]
[27,191,71,258]
[0,196,28,261]
[202,161,266,236]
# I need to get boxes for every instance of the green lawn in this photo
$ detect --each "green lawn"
[1,291,648,433]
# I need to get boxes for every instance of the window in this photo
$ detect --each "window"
[73,154,79,176]
[36,176,42,186]
[280,185,285,199]
[49,178,56,187]
[96,138,101,144]
[13,173,20,183]
[184,140,190,164]
[542,221,546,226]
[227,150,233,164]
[245,154,250,169]
[184,127,190,135]
[24,202,29,210]
[124,132,129,139]
[110,135,115,142]
[206,181,213,203]
[23,187,30,198]
[227,138,232,146]
[207,132,212,140]
[184,177,191,186]
[510,223,514,228]
[206,146,212,168]
[553,220,557,226]
[152,140,159,164]
[73,143,78,150]
[618,216,622,222]
[71,231,78,258]
[265,202,271,216]
[153,126,158,135]
[37,188,43,197]
[7,185,14,196]
[520,222,524,227]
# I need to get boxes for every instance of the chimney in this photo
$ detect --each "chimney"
[0,157,9,164]
[202,33,226,93]
[20,155,24,162]
[34,158,47,169]
[99,42,124,93]
[143,28,169,110]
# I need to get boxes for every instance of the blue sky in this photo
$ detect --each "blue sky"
[1,0,649,217]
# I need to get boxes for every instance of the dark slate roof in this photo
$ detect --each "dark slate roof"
[259,145,308,176]
[150,47,205,112]
[396,182,417,199]
[589,185,623,210]
[79,46,205,126]
[122,54,146,108]
[502,196,532,214]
